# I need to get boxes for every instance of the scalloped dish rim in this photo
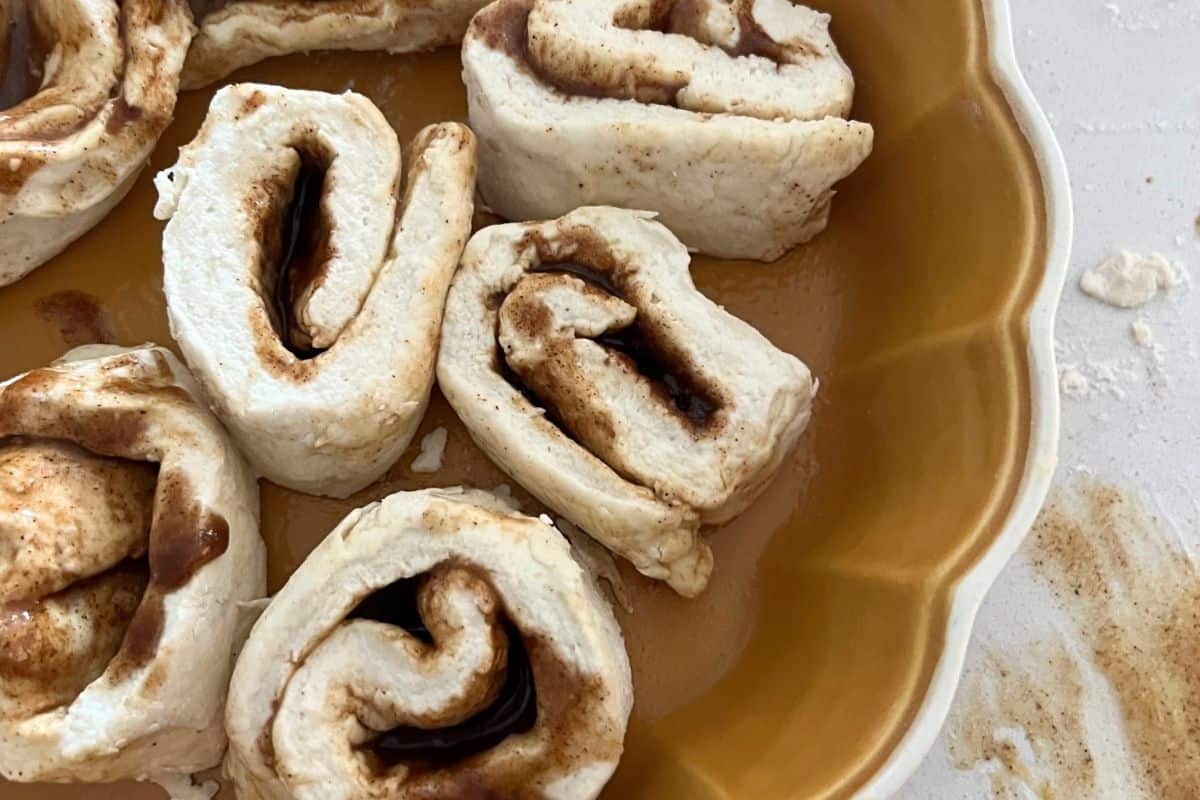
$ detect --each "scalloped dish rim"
[854,0,1071,795]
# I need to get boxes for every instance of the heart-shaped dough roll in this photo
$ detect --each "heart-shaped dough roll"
[462,0,874,261]
[0,345,265,795]
[225,487,632,800]
[155,84,476,498]
[438,206,816,597]
[0,0,192,286]
[182,0,492,89]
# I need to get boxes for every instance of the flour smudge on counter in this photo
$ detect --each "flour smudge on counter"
[1080,251,1180,309]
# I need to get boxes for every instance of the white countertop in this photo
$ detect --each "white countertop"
[899,1,1199,796]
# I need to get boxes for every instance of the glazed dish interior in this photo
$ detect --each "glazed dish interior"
[0,0,1045,796]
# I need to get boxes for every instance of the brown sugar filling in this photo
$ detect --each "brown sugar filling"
[108,470,230,677]
[508,262,720,431]
[349,573,539,770]
[0,437,155,715]
[187,0,231,20]
[260,145,333,360]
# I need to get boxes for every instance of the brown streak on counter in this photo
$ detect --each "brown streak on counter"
[948,481,1200,799]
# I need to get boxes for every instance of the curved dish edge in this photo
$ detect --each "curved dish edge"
[853,0,1072,795]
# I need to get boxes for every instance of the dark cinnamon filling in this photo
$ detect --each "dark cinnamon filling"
[267,148,332,360]
[350,577,538,769]
[187,0,226,20]
[533,261,620,296]
[594,323,718,428]
[0,0,49,112]
[518,262,720,429]
[727,10,791,62]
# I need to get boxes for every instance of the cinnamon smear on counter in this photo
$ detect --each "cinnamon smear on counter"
[947,481,1200,798]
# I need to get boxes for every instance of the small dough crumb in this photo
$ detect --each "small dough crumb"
[489,483,521,510]
[410,427,448,473]
[1131,320,1155,348]
[1080,251,1178,309]
[1060,368,1091,399]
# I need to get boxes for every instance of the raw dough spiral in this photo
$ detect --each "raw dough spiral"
[155,83,476,497]
[462,0,874,261]
[182,0,492,89]
[437,206,817,597]
[0,345,264,796]
[225,487,632,800]
[0,0,193,285]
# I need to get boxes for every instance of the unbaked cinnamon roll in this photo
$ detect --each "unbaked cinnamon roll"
[437,206,816,597]
[155,83,476,498]
[225,487,632,800]
[0,0,193,286]
[0,345,264,796]
[182,0,491,89]
[462,0,874,261]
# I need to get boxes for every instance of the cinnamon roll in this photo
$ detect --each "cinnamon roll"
[437,206,816,597]
[182,0,492,89]
[462,0,874,261]
[0,0,193,286]
[155,83,476,498]
[225,487,632,800]
[0,345,264,794]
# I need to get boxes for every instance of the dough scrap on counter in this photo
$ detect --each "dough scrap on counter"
[1080,250,1179,308]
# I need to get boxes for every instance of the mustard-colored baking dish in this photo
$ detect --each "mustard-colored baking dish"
[0,0,1069,796]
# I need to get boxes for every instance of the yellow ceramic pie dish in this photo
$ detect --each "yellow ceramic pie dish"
[0,0,1068,797]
